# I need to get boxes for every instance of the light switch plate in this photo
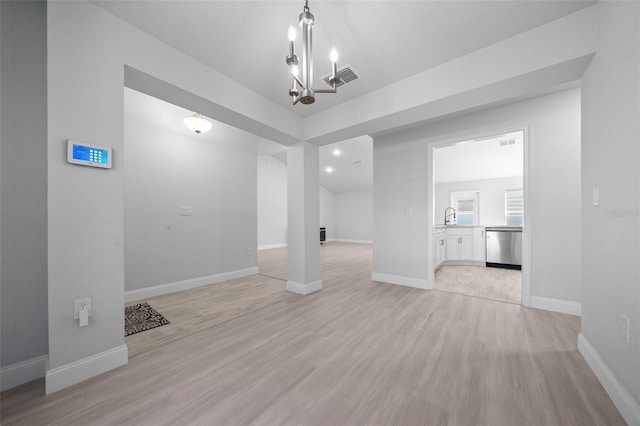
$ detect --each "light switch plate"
[592,186,599,207]
[74,297,92,320]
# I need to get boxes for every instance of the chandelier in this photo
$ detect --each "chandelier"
[286,0,340,105]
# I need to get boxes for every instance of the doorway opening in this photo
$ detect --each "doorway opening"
[431,130,526,305]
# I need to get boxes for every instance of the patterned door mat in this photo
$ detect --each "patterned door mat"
[124,302,170,336]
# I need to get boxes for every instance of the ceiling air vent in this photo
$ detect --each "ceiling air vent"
[498,139,516,147]
[352,159,364,165]
[323,65,360,88]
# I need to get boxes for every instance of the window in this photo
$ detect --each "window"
[505,189,524,226]
[450,191,479,225]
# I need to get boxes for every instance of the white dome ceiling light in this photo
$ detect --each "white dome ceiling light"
[183,113,212,134]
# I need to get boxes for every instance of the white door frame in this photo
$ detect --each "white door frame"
[426,125,531,307]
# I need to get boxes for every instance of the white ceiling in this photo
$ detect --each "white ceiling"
[102,1,589,193]
[126,86,371,193]
[319,135,373,193]
[434,131,524,184]
[125,86,275,150]
[93,0,593,118]
[257,135,373,193]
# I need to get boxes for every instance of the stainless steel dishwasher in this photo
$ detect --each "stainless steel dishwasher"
[485,226,522,269]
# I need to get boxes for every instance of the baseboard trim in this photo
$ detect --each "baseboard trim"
[0,355,48,391]
[333,239,373,244]
[578,333,640,426]
[442,260,485,267]
[258,243,287,250]
[530,295,581,316]
[372,272,429,290]
[125,267,259,302]
[286,279,322,295]
[45,344,128,395]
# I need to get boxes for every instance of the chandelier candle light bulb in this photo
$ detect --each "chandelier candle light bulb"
[290,65,300,97]
[288,25,296,55]
[330,48,338,77]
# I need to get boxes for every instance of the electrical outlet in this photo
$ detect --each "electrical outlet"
[620,314,630,343]
[247,247,252,255]
[73,297,92,320]
[180,206,195,216]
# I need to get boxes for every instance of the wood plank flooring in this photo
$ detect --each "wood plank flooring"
[434,265,521,305]
[125,274,294,359]
[0,243,625,425]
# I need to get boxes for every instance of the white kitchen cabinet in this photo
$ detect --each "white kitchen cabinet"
[434,228,446,269]
[446,228,472,261]
[472,226,486,262]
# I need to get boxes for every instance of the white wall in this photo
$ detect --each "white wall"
[374,88,581,304]
[319,186,334,241]
[257,154,333,248]
[580,1,640,421]
[303,6,596,145]
[45,0,300,392]
[0,1,48,383]
[334,190,373,243]
[435,176,522,226]
[373,139,430,287]
[124,88,257,292]
[257,155,287,249]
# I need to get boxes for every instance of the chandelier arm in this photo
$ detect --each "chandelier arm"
[292,74,305,89]
[314,89,337,94]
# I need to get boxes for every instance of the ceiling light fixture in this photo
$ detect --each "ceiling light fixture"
[325,166,333,173]
[333,149,341,156]
[183,113,212,134]
[286,0,340,105]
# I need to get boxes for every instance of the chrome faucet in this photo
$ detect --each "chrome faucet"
[444,207,456,225]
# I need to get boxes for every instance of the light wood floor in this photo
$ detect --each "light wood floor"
[125,274,295,359]
[434,265,522,305]
[1,243,624,425]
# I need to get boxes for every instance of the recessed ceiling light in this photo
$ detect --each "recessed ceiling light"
[333,149,341,156]
[325,166,333,173]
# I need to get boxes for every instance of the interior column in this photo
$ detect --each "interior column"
[286,141,322,294]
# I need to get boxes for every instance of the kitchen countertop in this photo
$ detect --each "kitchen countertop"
[485,225,523,231]
[435,225,523,230]
[434,224,483,228]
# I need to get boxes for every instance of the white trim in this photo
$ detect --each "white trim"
[0,355,48,391]
[258,243,287,250]
[125,267,259,303]
[578,333,640,426]
[286,279,322,295]
[372,272,429,289]
[45,345,128,395]
[521,126,532,307]
[442,260,485,267]
[530,295,581,316]
[333,239,373,244]
[426,124,531,306]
